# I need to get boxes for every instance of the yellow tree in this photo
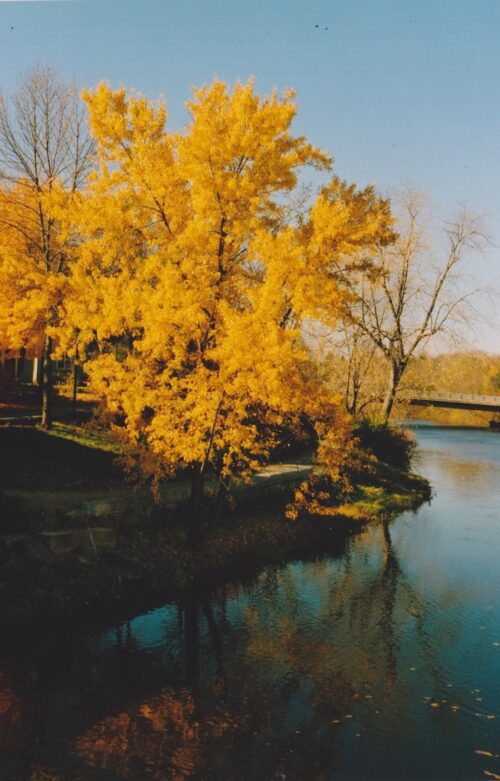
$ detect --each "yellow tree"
[0,182,62,368]
[65,80,393,544]
[0,67,94,427]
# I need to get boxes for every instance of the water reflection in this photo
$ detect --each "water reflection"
[0,532,463,779]
[0,426,499,780]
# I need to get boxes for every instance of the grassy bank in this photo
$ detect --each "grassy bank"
[0,424,431,631]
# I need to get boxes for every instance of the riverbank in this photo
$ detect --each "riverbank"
[0,423,431,631]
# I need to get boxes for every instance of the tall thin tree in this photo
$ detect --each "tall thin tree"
[0,66,94,427]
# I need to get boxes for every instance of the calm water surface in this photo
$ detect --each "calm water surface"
[1,425,499,780]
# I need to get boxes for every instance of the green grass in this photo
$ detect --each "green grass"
[46,422,123,454]
[336,482,427,520]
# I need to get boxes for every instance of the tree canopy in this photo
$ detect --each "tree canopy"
[50,78,393,537]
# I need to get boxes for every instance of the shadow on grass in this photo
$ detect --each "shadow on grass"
[0,427,124,493]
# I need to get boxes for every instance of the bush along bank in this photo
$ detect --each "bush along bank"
[0,423,431,631]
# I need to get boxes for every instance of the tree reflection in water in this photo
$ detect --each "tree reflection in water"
[73,595,241,780]
[0,518,466,781]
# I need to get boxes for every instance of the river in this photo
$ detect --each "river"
[0,424,499,780]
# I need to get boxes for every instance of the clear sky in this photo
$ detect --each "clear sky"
[0,0,499,351]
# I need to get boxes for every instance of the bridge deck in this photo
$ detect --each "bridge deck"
[402,392,500,413]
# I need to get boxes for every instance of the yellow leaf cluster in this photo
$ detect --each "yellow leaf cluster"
[51,80,395,493]
[0,182,71,356]
[0,80,393,500]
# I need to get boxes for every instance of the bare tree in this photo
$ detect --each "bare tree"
[307,320,383,417]
[328,325,385,416]
[0,66,94,427]
[336,191,487,419]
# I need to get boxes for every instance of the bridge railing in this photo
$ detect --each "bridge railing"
[401,390,500,404]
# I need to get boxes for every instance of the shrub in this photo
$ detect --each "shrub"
[353,419,416,470]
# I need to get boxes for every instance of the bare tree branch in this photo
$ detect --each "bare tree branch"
[335,190,488,419]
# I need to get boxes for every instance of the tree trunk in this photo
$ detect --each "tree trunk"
[187,467,205,550]
[200,597,225,681]
[381,362,403,421]
[183,597,199,686]
[16,348,26,381]
[347,382,359,417]
[212,482,228,524]
[72,356,78,418]
[41,335,53,429]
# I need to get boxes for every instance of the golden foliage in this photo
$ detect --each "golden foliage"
[0,68,93,367]
[0,181,67,355]
[58,79,393,494]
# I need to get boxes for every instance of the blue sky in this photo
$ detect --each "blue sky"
[0,0,499,351]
